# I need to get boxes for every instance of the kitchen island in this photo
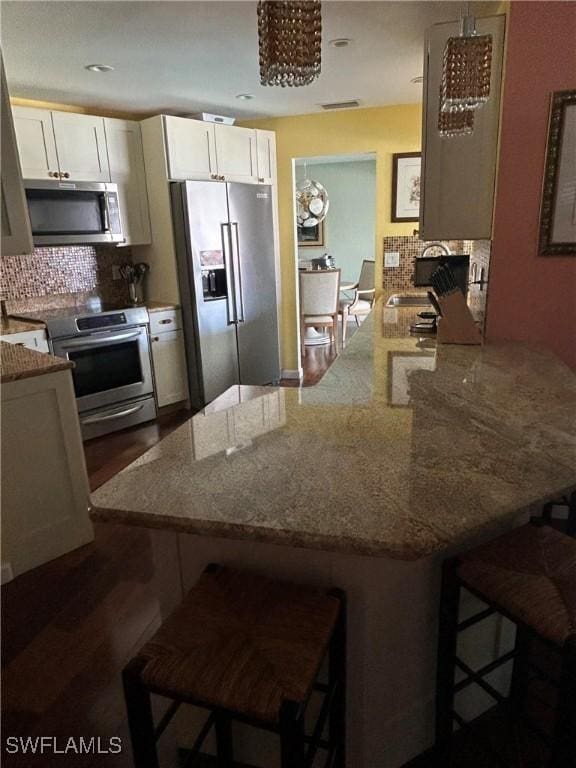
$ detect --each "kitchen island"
[91,302,576,767]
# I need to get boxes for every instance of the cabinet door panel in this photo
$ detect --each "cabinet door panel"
[164,116,216,180]
[214,124,257,183]
[51,112,110,182]
[12,106,59,180]
[104,118,151,245]
[255,130,276,184]
[151,330,189,407]
[420,15,505,239]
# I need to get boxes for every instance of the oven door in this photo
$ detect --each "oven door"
[52,326,153,413]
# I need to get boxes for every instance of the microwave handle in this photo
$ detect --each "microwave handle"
[100,195,110,232]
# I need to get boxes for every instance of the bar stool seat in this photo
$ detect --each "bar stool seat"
[435,521,576,767]
[458,523,576,647]
[123,564,347,768]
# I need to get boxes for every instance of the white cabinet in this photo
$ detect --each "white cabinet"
[12,107,110,182]
[163,117,273,184]
[11,106,59,180]
[104,118,152,245]
[255,129,277,184]
[214,124,257,183]
[164,115,217,181]
[1,61,33,256]
[420,15,505,240]
[1,367,93,580]
[150,309,189,407]
[51,112,110,182]
[0,329,49,353]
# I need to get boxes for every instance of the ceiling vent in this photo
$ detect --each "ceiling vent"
[320,99,360,111]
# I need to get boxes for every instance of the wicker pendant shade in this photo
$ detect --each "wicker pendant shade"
[257,1,322,87]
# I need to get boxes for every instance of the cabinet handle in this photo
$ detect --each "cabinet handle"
[220,175,226,181]
[48,171,56,177]
[63,172,70,179]
[152,336,160,342]
[159,318,173,325]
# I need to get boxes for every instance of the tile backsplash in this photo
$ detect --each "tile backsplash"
[0,245,132,311]
[381,235,491,328]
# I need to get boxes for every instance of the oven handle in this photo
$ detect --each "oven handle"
[59,330,142,349]
[81,403,144,425]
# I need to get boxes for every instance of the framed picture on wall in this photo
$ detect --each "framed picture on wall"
[539,89,576,255]
[391,153,421,222]
[297,220,325,247]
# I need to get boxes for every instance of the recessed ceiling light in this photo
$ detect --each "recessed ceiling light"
[329,38,352,48]
[236,93,255,100]
[411,76,424,84]
[85,64,114,73]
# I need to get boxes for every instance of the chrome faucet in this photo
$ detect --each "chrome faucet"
[419,242,452,258]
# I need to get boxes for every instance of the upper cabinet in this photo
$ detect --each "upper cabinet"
[1,62,33,256]
[163,116,276,185]
[213,124,257,183]
[104,118,151,246]
[255,129,277,184]
[420,14,506,240]
[164,115,217,181]
[13,107,110,182]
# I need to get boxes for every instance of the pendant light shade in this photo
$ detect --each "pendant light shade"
[440,13,492,113]
[438,88,475,137]
[296,174,329,228]
[257,1,322,87]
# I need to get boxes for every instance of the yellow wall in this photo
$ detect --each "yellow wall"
[242,103,422,371]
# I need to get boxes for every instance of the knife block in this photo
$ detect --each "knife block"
[436,290,482,345]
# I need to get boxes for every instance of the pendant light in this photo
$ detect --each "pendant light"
[296,161,329,228]
[440,3,493,113]
[257,1,322,88]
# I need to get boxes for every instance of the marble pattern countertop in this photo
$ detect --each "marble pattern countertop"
[0,341,73,383]
[0,316,46,335]
[91,302,576,560]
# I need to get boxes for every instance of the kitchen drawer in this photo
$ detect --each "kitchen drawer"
[1,329,49,353]
[149,308,182,335]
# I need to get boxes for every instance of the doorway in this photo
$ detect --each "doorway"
[293,152,377,370]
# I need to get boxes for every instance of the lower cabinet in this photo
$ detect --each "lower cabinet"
[150,310,189,407]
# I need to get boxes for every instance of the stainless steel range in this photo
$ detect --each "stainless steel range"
[16,304,157,440]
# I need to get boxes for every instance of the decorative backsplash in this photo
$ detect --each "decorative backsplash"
[381,234,491,329]
[0,245,133,312]
[382,236,472,301]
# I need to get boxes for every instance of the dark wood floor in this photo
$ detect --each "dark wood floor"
[1,332,554,768]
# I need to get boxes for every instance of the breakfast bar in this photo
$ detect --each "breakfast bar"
[91,304,576,767]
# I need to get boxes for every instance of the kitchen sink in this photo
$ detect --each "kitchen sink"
[385,294,431,308]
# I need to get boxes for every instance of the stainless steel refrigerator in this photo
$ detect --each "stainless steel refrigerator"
[171,180,280,410]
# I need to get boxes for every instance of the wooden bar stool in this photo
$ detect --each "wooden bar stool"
[434,521,576,767]
[123,564,346,768]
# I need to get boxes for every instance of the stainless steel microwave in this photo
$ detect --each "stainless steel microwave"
[23,180,123,246]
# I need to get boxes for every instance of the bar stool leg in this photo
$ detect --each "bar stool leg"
[122,657,160,768]
[215,711,233,767]
[550,636,576,768]
[329,589,347,768]
[279,701,306,768]
[434,558,461,767]
[509,625,531,715]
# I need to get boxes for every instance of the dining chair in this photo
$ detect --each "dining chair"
[299,269,341,357]
[339,260,376,343]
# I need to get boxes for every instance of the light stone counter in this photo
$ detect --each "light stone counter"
[91,303,576,560]
[90,302,576,768]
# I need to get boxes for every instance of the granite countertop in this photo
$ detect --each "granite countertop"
[91,302,576,560]
[0,316,46,335]
[0,341,73,383]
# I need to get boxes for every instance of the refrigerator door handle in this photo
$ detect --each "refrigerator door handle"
[220,222,237,325]
[231,222,245,323]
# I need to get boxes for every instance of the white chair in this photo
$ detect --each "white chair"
[339,260,375,343]
[299,269,341,356]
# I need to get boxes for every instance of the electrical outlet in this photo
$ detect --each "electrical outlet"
[112,265,122,280]
[384,251,400,268]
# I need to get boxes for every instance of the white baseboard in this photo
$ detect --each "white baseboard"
[281,368,303,380]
